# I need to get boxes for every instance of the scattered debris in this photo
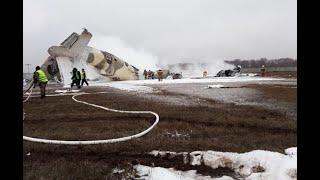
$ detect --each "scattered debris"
[206,84,224,89]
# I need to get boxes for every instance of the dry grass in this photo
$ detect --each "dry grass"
[23,86,296,179]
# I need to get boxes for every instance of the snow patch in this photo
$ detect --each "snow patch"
[135,165,220,180]
[54,89,81,93]
[147,147,297,180]
[285,147,297,157]
[101,82,154,93]
[190,151,204,166]
[113,76,285,86]
[75,80,155,92]
[80,76,286,93]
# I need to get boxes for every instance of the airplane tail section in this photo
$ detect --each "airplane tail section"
[69,29,92,56]
[61,32,79,49]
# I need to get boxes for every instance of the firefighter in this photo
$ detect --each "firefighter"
[34,66,48,99]
[157,69,163,81]
[151,71,155,79]
[203,70,208,78]
[32,70,38,88]
[261,65,266,77]
[71,68,81,89]
[147,70,152,79]
[81,68,89,86]
[143,69,148,79]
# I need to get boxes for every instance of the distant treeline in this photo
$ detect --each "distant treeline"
[224,58,297,68]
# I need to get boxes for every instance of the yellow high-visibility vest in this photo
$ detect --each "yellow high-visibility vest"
[36,69,48,83]
[81,72,86,80]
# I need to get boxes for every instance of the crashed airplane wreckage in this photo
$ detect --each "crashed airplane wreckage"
[215,65,242,77]
[40,29,139,86]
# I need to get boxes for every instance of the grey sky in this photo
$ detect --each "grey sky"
[23,0,296,72]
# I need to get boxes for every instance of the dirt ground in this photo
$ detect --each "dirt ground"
[23,83,296,179]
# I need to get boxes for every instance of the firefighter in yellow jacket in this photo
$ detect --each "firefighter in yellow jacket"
[35,66,48,99]
[81,68,89,86]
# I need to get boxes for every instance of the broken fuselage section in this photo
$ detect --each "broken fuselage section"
[41,29,139,86]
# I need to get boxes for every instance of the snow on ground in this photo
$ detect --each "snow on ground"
[55,89,81,93]
[84,76,286,92]
[100,82,154,93]
[117,76,285,85]
[135,165,233,180]
[142,147,297,180]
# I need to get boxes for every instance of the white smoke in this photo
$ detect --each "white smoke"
[89,34,159,71]
[89,33,236,77]
[159,59,234,77]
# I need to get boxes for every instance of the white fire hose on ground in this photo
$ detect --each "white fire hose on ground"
[23,86,33,103]
[23,80,34,103]
[23,88,159,145]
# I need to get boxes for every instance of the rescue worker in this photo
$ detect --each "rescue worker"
[261,65,266,77]
[151,71,155,79]
[157,69,163,81]
[143,69,148,79]
[203,70,208,78]
[71,68,81,89]
[81,68,89,86]
[32,70,38,88]
[34,66,48,99]
[147,70,152,79]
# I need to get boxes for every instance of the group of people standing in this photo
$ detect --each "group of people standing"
[143,69,163,81]
[143,70,155,80]
[71,68,89,89]
[32,66,89,99]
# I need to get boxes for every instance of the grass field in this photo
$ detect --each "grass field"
[23,84,296,179]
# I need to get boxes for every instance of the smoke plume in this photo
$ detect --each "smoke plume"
[89,34,159,71]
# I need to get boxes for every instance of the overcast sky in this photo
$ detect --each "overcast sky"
[23,0,296,72]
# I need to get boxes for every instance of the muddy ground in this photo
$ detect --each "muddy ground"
[23,82,296,179]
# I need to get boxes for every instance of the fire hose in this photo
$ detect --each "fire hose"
[23,79,34,103]
[23,86,159,145]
